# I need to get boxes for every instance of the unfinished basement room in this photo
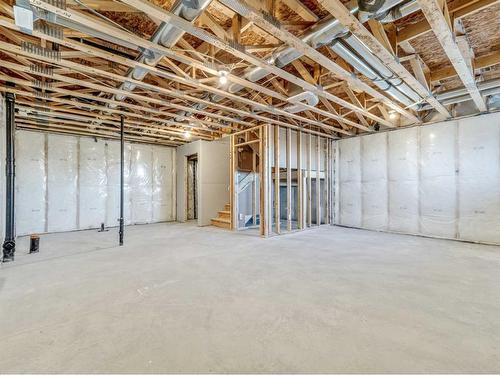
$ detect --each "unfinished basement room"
[0,0,499,372]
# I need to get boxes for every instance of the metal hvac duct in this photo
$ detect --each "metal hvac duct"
[417,78,500,110]
[178,0,421,119]
[114,0,212,102]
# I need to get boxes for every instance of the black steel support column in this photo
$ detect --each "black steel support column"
[118,115,124,246]
[2,92,16,262]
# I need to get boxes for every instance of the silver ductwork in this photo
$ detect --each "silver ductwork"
[114,0,212,102]
[330,33,422,107]
[178,0,423,119]
[284,91,320,113]
[377,0,420,23]
[418,78,500,110]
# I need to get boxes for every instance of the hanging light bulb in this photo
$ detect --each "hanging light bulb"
[184,131,191,139]
[218,70,228,85]
[389,110,398,120]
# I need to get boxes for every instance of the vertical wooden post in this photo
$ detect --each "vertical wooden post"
[252,146,257,228]
[316,135,321,226]
[230,134,237,230]
[260,125,269,237]
[297,130,303,230]
[274,125,280,234]
[307,133,312,228]
[286,128,292,231]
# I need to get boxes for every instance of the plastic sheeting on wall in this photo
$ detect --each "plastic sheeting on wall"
[458,115,500,243]
[336,112,500,244]
[152,146,174,222]
[15,130,176,235]
[338,137,361,227]
[105,140,132,227]
[388,128,419,233]
[15,132,46,235]
[47,134,78,232]
[79,138,106,229]
[361,133,387,230]
[420,122,457,238]
[130,144,153,224]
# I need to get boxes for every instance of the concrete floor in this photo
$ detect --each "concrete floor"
[0,222,499,373]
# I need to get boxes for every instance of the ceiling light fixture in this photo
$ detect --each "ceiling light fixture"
[218,70,228,85]
[184,131,191,139]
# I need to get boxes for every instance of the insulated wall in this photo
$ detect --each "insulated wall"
[335,112,500,244]
[15,131,176,236]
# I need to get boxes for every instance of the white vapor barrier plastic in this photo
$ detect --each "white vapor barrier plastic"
[152,146,175,222]
[130,144,153,224]
[420,122,457,238]
[335,112,500,244]
[361,133,388,230]
[105,141,132,227]
[47,134,78,232]
[388,128,419,233]
[79,138,106,229]
[339,137,361,227]
[458,116,500,243]
[15,130,176,235]
[15,132,46,235]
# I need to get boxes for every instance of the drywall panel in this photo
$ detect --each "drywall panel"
[130,144,153,224]
[339,181,361,227]
[199,138,230,226]
[339,137,361,183]
[152,146,175,222]
[47,134,78,232]
[458,114,500,243]
[420,122,457,238]
[15,131,46,235]
[78,138,106,229]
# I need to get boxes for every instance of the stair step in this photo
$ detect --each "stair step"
[211,217,231,229]
[224,203,230,211]
[218,210,230,219]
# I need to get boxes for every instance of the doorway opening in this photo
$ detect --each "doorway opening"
[186,154,198,221]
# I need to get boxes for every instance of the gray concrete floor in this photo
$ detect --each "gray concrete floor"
[0,222,499,373]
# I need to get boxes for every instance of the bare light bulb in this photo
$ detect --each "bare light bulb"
[218,70,228,85]
[184,131,191,139]
[389,111,398,120]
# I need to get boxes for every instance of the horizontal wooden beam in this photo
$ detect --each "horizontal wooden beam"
[417,0,487,112]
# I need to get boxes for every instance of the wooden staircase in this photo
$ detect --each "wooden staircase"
[211,204,231,229]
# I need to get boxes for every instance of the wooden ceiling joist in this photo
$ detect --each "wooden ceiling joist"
[417,0,487,112]
[314,0,451,118]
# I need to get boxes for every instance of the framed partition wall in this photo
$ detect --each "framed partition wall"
[230,125,334,237]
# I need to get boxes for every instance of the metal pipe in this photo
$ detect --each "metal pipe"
[119,115,124,246]
[2,91,16,262]
[417,78,500,110]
